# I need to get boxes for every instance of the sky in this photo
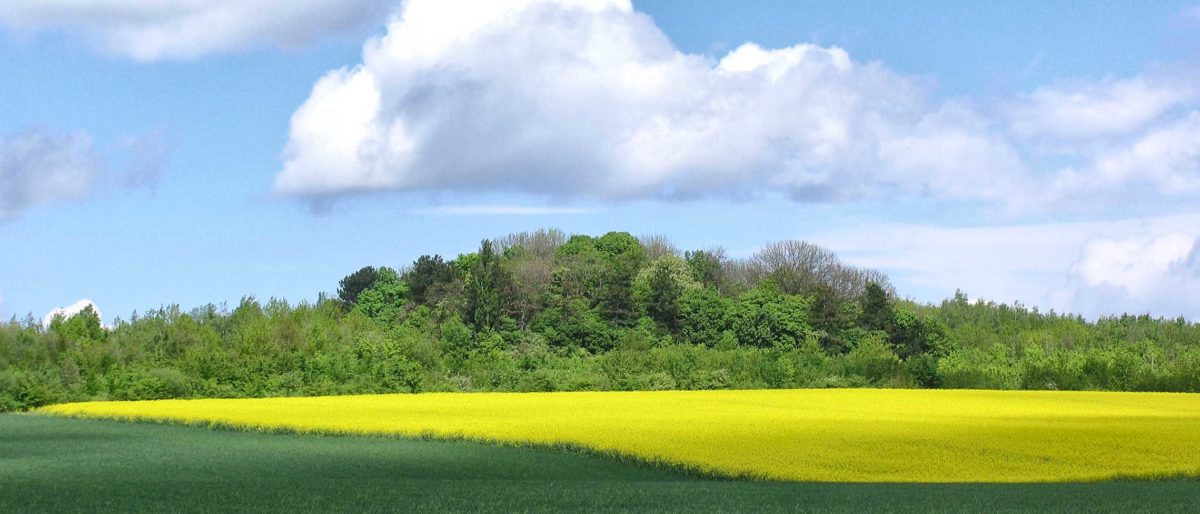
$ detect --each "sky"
[1,0,1199,323]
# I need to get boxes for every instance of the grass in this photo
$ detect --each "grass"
[40,388,1200,482]
[4,414,1200,513]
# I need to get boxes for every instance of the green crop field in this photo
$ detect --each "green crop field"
[2,414,1198,513]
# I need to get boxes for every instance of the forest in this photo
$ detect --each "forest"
[3,229,1199,411]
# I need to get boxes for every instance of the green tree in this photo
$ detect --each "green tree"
[634,255,699,332]
[729,282,813,349]
[594,232,646,325]
[678,287,732,347]
[50,305,106,344]
[858,282,893,332]
[405,255,456,306]
[337,266,381,308]
[353,268,409,325]
[465,240,510,333]
[685,249,725,289]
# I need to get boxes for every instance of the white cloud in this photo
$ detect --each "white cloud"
[1044,111,1200,203]
[0,127,167,221]
[275,0,1200,214]
[418,205,598,215]
[1055,233,1200,320]
[0,129,101,221]
[42,298,102,327]
[0,0,396,61]
[808,214,1200,319]
[1008,75,1196,140]
[275,0,1029,205]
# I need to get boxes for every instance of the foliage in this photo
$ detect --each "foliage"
[352,267,409,325]
[337,266,381,308]
[404,255,457,306]
[3,229,1200,413]
[633,255,700,331]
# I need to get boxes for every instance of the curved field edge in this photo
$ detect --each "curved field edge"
[6,414,1199,514]
[26,411,741,481]
[30,411,1200,485]
[37,388,1200,483]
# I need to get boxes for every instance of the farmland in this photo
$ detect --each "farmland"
[3,414,1199,513]
[40,388,1200,483]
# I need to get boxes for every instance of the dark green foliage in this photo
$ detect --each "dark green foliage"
[7,415,1198,514]
[465,240,510,333]
[678,288,732,347]
[729,282,814,350]
[405,255,457,306]
[808,283,858,353]
[858,282,893,331]
[337,266,381,308]
[3,229,1200,413]
[685,249,725,289]
[634,256,697,331]
[594,232,646,325]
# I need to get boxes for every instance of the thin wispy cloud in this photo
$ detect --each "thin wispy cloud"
[417,205,599,216]
[0,129,100,221]
[0,0,397,60]
[0,127,167,222]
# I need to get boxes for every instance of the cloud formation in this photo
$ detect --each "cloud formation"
[0,129,100,221]
[42,298,102,327]
[1057,232,1200,320]
[275,0,1027,204]
[275,0,1200,212]
[1007,75,1196,140]
[0,0,396,60]
[809,214,1200,320]
[0,128,166,221]
[419,205,598,216]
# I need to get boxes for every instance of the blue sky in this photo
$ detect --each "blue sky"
[1,0,1199,323]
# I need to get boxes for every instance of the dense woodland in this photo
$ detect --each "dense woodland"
[3,229,1199,411]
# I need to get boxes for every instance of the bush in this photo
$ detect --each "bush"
[938,348,1020,390]
[845,335,902,384]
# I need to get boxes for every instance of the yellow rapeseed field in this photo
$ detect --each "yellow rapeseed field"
[40,389,1200,482]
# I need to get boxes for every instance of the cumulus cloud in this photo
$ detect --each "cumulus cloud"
[275,0,1029,205]
[0,128,167,221]
[1056,233,1200,320]
[273,0,1200,213]
[42,298,102,327]
[0,0,396,61]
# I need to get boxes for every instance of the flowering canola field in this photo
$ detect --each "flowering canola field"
[40,389,1200,482]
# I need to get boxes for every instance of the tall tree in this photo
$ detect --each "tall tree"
[337,266,381,308]
[405,255,456,306]
[465,240,510,333]
[634,255,699,332]
[685,248,725,290]
[859,281,893,332]
[354,267,409,325]
[594,231,646,325]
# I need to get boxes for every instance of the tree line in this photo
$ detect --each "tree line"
[2,229,1198,411]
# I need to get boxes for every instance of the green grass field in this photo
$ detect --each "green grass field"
[3,414,1199,513]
